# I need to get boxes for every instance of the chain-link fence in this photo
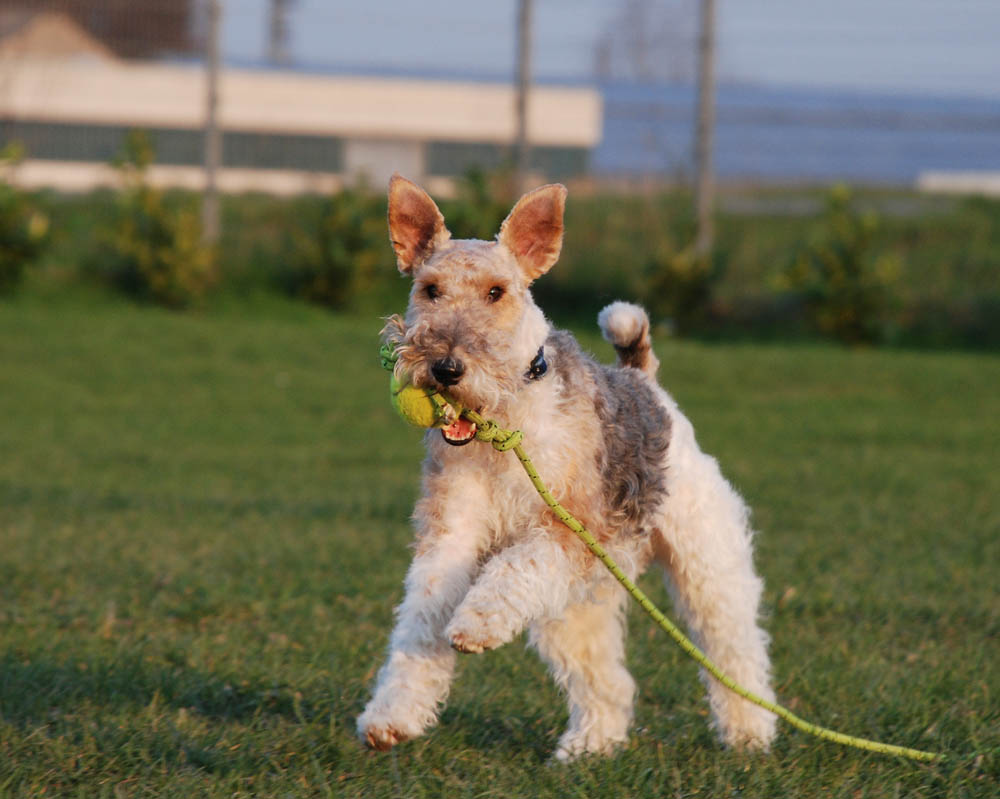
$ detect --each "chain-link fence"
[1,1,998,195]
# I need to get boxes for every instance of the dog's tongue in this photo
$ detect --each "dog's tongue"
[441,416,477,446]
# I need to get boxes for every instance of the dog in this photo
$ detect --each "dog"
[357,175,776,761]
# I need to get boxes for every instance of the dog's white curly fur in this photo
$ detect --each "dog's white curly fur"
[358,176,776,760]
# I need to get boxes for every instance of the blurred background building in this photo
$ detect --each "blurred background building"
[0,0,997,194]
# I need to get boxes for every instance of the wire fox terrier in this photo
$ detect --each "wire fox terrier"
[357,176,776,760]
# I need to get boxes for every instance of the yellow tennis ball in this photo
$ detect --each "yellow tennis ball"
[390,373,461,429]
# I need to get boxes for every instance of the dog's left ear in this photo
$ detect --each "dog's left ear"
[498,184,567,281]
[388,174,452,274]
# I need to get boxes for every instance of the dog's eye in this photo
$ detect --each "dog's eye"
[425,284,440,301]
[487,286,505,303]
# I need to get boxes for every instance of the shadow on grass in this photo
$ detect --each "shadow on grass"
[0,477,416,525]
[0,652,318,725]
[0,652,348,778]
[438,704,559,762]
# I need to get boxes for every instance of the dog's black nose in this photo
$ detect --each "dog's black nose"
[431,357,465,386]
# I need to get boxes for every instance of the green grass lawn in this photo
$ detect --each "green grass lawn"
[0,289,997,797]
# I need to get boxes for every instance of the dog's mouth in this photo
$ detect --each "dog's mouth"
[441,416,477,446]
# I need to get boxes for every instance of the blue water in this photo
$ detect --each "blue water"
[219,59,1000,184]
[594,82,1000,183]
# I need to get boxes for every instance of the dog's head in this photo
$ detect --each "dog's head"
[384,175,566,430]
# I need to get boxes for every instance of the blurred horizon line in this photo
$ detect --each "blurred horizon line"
[185,54,1000,105]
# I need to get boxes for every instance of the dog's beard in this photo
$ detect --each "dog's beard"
[381,314,522,415]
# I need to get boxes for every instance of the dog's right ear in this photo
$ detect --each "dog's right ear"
[497,183,567,282]
[387,175,451,274]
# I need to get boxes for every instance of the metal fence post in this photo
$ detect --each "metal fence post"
[203,0,222,245]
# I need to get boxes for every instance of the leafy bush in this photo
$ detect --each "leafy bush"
[537,191,699,325]
[779,184,901,345]
[92,132,217,308]
[438,169,511,240]
[282,185,390,309]
[646,244,727,335]
[0,144,50,295]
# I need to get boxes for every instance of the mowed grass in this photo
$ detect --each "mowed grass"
[0,289,997,797]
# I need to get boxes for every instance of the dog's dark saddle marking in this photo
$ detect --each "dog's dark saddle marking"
[544,330,671,530]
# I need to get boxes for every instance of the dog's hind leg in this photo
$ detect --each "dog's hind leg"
[652,416,777,750]
[529,581,635,761]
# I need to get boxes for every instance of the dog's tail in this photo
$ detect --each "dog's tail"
[598,301,659,378]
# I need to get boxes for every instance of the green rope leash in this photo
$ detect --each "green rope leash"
[467,407,942,763]
[381,344,944,763]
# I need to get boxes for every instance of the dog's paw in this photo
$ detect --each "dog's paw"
[719,710,777,753]
[448,629,496,654]
[360,722,408,751]
[358,716,410,752]
[446,609,508,654]
[357,706,418,752]
[552,728,628,763]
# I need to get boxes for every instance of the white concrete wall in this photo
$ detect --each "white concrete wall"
[7,160,344,196]
[916,171,1000,198]
[0,58,602,147]
[342,139,425,187]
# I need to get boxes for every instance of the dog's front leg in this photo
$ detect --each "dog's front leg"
[357,487,489,750]
[446,529,579,654]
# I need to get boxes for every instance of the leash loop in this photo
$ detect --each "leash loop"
[474,419,523,451]
[379,342,399,372]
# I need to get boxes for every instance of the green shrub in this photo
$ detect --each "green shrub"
[0,144,50,295]
[283,185,390,309]
[646,244,727,335]
[779,184,901,345]
[632,195,726,335]
[536,192,698,326]
[438,168,511,240]
[92,131,217,308]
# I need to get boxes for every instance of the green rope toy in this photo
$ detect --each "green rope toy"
[380,342,943,763]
